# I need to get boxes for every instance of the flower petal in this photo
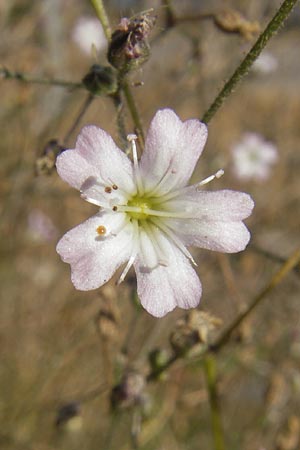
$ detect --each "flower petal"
[56,125,136,193]
[56,212,133,290]
[163,190,254,253]
[139,109,207,194]
[134,232,202,317]
[165,189,254,221]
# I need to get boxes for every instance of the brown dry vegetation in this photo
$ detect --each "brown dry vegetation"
[1,1,300,449]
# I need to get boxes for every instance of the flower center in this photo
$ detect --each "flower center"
[127,196,154,220]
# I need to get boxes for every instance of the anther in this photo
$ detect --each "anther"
[112,184,118,190]
[105,186,112,193]
[96,225,107,236]
[112,206,118,211]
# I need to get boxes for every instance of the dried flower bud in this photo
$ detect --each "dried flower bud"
[108,12,156,73]
[214,9,260,40]
[111,372,145,410]
[170,310,222,356]
[55,402,81,430]
[82,64,117,95]
[35,139,65,176]
[95,304,120,341]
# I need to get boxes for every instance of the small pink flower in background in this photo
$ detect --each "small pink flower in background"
[56,109,254,317]
[72,17,107,55]
[252,51,278,75]
[28,209,58,242]
[232,132,278,181]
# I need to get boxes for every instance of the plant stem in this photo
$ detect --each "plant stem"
[0,67,83,89]
[201,0,299,124]
[63,94,94,144]
[211,248,300,352]
[122,81,145,146]
[146,248,300,381]
[90,0,111,41]
[203,355,226,450]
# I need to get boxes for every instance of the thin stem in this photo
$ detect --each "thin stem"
[146,248,300,381]
[122,81,145,147]
[203,355,226,450]
[201,0,299,124]
[63,94,94,144]
[111,93,128,148]
[0,67,83,89]
[90,0,111,41]
[211,248,300,352]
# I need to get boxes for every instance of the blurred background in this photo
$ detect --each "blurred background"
[1,0,300,449]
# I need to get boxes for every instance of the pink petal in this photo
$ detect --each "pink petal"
[165,189,254,221]
[56,212,133,290]
[164,190,254,253]
[56,125,135,193]
[139,109,207,194]
[134,233,202,317]
[170,220,251,252]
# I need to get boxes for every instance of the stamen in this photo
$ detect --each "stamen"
[151,169,225,203]
[80,193,104,208]
[151,218,197,266]
[117,219,139,284]
[116,204,196,219]
[197,169,224,188]
[127,134,144,195]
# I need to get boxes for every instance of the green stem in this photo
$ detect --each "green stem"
[201,0,299,124]
[203,355,226,450]
[0,67,83,89]
[122,81,145,146]
[90,0,111,41]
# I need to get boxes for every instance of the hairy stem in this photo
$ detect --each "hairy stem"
[201,0,299,123]
[90,0,111,41]
[122,81,145,146]
[203,355,226,450]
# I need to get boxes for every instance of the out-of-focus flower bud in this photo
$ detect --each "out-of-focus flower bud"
[111,372,145,410]
[55,402,82,431]
[108,12,156,73]
[170,311,222,356]
[35,139,65,176]
[214,9,260,40]
[82,64,117,95]
[95,304,120,342]
[148,348,169,377]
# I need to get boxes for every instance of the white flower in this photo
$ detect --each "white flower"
[232,132,278,181]
[72,17,106,55]
[56,109,254,317]
[252,51,278,75]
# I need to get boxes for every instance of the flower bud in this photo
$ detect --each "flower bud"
[170,310,222,356]
[55,402,82,431]
[82,64,117,95]
[107,13,156,73]
[214,9,260,40]
[35,139,65,176]
[111,372,145,410]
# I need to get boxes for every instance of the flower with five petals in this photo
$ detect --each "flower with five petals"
[56,109,254,317]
